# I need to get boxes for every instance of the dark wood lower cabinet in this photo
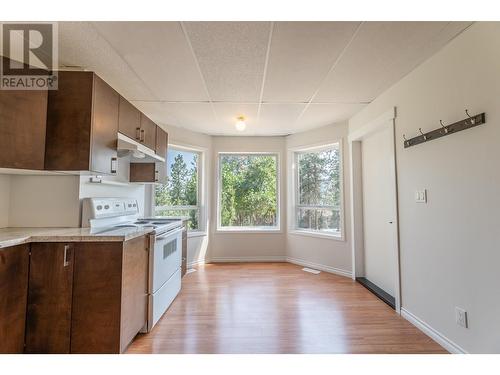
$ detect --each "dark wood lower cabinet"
[0,244,29,353]
[71,236,149,353]
[26,243,74,353]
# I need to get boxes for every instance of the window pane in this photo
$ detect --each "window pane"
[297,208,340,233]
[297,147,340,207]
[220,154,278,228]
[155,149,199,207]
[155,208,199,230]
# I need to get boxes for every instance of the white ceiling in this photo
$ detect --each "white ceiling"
[58,21,472,136]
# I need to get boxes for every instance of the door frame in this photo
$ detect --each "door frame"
[348,107,402,313]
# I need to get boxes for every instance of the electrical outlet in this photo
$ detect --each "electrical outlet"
[415,189,427,203]
[455,307,468,328]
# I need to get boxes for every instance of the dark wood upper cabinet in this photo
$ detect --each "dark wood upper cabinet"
[139,114,157,151]
[118,96,141,141]
[130,162,157,183]
[44,71,119,175]
[0,244,29,354]
[25,243,74,354]
[0,77,47,170]
[156,126,168,158]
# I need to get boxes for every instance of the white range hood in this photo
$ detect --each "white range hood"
[117,133,166,163]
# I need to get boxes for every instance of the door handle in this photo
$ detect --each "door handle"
[63,244,71,267]
[140,129,145,142]
[135,127,141,140]
[111,157,117,174]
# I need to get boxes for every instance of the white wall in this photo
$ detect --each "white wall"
[285,123,352,275]
[0,175,10,228]
[209,136,287,261]
[349,22,500,353]
[9,175,80,227]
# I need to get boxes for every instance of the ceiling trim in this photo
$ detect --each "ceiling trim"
[293,22,364,125]
[180,21,219,122]
[256,22,275,125]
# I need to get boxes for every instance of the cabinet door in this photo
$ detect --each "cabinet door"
[129,162,156,183]
[120,235,149,352]
[139,114,157,151]
[118,96,141,141]
[26,243,74,353]
[155,126,168,158]
[71,242,123,354]
[90,74,119,175]
[0,244,29,353]
[0,88,47,170]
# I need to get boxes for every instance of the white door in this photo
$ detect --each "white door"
[361,125,398,296]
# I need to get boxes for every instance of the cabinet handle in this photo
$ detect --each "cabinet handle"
[111,157,117,174]
[135,127,141,140]
[155,169,159,182]
[140,129,145,142]
[63,245,71,267]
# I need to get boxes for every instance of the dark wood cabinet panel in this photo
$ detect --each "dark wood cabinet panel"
[45,71,118,174]
[0,88,47,170]
[0,244,29,353]
[120,235,149,352]
[90,75,119,174]
[71,241,122,354]
[139,114,157,151]
[71,237,149,354]
[118,96,141,141]
[26,243,74,354]
[155,127,168,158]
[129,162,157,183]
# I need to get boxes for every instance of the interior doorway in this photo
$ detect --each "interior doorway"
[349,108,401,312]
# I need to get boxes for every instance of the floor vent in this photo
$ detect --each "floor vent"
[302,267,321,274]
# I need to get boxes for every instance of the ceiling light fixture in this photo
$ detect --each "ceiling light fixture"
[235,116,246,131]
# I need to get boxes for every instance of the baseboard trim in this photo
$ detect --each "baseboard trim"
[210,256,287,263]
[286,257,352,278]
[401,308,467,354]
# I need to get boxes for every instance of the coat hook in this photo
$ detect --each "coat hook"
[465,109,475,125]
[419,128,427,141]
[440,120,449,134]
[403,134,409,146]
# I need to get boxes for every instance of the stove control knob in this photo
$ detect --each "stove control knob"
[96,205,103,210]
[104,205,110,210]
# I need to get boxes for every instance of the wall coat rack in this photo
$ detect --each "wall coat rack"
[403,110,486,148]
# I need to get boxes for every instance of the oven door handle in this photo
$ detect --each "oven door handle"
[155,227,183,241]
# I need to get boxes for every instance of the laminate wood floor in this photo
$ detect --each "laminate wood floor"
[127,263,446,354]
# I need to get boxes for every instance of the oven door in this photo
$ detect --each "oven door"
[151,227,183,293]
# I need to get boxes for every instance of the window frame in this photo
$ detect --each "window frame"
[216,151,281,233]
[153,144,205,234]
[289,141,345,241]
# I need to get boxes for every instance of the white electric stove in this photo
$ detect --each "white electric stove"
[82,197,183,331]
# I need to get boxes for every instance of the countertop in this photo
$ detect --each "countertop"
[0,226,154,249]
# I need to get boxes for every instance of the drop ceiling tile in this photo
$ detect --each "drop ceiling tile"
[258,103,307,134]
[263,22,360,102]
[91,22,209,102]
[58,22,155,101]
[183,22,271,102]
[131,101,216,134]
[294,103,367,132]
[314,22,472,103]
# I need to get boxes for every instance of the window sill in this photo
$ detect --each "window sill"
[288,230,344,241]
[188,231,207,238]
[216,228,282,234]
